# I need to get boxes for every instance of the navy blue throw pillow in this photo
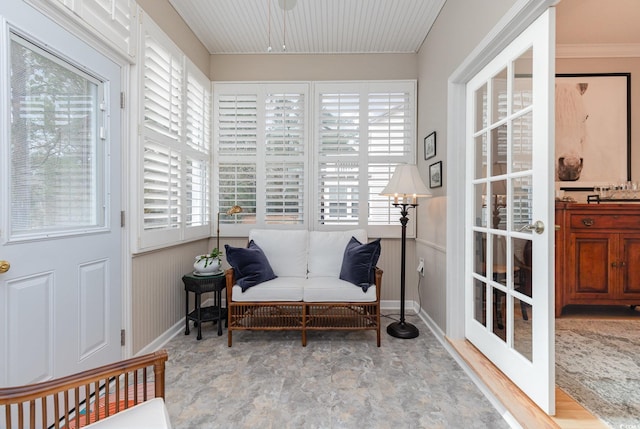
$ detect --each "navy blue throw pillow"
[339,237,381,292]
[225,240,277,292]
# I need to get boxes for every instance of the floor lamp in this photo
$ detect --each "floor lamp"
[381,164,431,339]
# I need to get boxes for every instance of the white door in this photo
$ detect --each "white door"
[465,10,555,413]
[0,2,122,387]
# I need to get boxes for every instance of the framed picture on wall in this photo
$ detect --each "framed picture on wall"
[424,131,436,160]
[556,73,631,189]
[429,161,442,188]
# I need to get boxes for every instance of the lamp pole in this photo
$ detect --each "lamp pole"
[387,202,419,339]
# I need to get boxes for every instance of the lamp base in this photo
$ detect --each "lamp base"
[387,321,419,339]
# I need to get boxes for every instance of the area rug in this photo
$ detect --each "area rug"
[555,319,640,428]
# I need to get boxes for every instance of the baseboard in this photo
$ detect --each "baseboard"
[136,319,185,356]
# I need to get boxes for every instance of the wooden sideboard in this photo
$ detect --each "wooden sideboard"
[555,202,640,316]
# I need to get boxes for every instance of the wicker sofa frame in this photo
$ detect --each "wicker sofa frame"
[0,350,168,429]
[225,267,383,347]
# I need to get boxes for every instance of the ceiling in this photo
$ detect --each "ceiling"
[169,0,640,56]
[168,0,446,54]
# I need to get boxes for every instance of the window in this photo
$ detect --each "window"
[213,83,309,234]
[9,32,105,240]
[138,16,210,250]
[315,81,416,236]
[214,80,416,238]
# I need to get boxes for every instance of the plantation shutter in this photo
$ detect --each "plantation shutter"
[143,32,182,140]
[213,84,308,233]
[215,92,258,226]
[139,15,211,249]
[265,92,306,224]
[48,0,136,58]
[367,88,413,226]
[315,81,416,235]
[316,91,361,226]
[184,64,211,235]
[143,142,180,230]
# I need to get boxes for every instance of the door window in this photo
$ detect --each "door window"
[10,33,105,240]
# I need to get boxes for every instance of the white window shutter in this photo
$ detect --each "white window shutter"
[138,16,211,249]
[214,84,309,232]
[143,141,180,230]
[315,81,416,234]
[143,30,182,141]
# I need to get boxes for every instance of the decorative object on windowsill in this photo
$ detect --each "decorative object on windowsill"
[380,164,431,339]
[216,204,243,259]
[194,204,243,276]
[193,248,223,276]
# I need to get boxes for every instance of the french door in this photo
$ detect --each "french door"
[0,1,122,387]
[465,10,555,413]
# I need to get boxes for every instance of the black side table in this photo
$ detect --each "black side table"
[182,272,227,340]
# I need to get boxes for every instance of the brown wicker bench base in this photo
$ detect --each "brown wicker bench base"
[226,269,382,347]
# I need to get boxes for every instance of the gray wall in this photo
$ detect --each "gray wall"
[211,53,417,81]
[415,0,520,331]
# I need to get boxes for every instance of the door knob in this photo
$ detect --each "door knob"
[0,260,10,273]
[518,220,545,234]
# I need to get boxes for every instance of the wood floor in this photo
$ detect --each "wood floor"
[449,339,607,429]
[450,305,640,428]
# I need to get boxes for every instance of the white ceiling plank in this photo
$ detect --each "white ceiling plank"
[168,0,446,54]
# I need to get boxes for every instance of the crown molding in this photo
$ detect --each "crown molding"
[557,43,640,58]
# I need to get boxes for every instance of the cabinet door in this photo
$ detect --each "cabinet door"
[620,234,640,297]
[569,232,616,298]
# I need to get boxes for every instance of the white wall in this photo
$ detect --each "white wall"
[415,0,520,331]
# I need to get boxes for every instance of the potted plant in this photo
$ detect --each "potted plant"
[193,247,223,275]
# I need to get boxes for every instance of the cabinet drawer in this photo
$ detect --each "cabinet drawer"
[570,214,640,230]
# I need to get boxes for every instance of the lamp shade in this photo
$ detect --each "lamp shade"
[380,164,431,198]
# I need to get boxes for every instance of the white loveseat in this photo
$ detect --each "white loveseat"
[225,229,383,346]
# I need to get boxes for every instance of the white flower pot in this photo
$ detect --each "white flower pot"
[193,256,221,275]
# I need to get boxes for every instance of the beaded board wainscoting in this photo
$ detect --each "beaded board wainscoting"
[162,315,509,429]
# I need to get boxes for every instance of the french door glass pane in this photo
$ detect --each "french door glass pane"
[10,34,102,237]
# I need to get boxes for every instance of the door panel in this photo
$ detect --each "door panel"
[571,234,611,295]
[6,274,54,386]
[0,1,122,387]
[622,236,640,295]
[466,9,555,413]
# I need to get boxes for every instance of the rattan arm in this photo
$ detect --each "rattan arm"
[0,350,168,429]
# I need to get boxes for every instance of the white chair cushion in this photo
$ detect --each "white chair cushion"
[307,229,367,278]
[249,229,308,278]
[85,398,172,429]
[303,276,376,302]
[231,277,304,302]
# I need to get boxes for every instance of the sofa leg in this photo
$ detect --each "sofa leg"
[302,331,307,347]
[377,329,381,347]
[228,330,232,347]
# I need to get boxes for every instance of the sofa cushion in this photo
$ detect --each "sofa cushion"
[308,229,367,278]
[303,277,377,302]
[339,237,381,291]
[231,277,304,302]
[225,241,277,291]
[249,229,308,278]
